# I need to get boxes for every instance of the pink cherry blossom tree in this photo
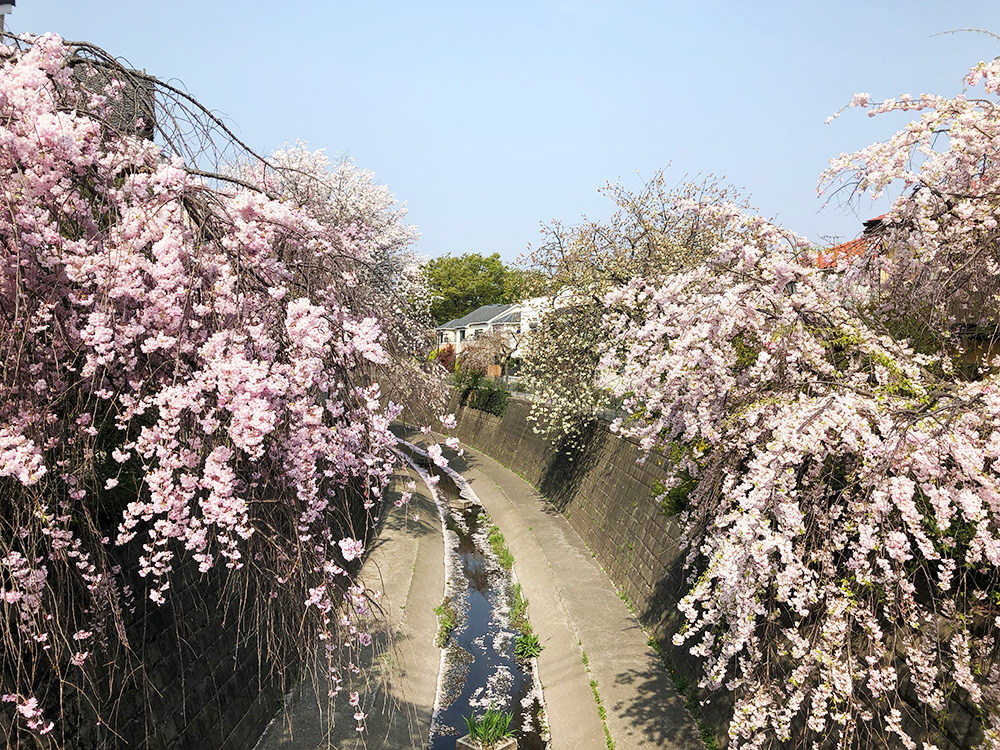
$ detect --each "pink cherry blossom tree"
[231,140,448,422]
[602,61,1000,749]
[0,33,429,742]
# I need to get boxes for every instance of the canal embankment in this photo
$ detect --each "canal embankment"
[258,418,703,749]
[401,427,702,750]
[255,463,444,750]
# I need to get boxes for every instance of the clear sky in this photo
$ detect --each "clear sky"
[9,1,1000,262]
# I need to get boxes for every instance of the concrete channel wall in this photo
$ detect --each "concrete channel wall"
[54,558,285,750]
[412,394,694,668]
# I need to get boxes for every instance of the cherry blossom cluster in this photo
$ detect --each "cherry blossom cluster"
[520,173,747,451]
[601,62,1000,750]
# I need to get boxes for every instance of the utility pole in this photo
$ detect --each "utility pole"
[0,0,14,37]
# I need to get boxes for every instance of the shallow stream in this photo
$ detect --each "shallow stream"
[403,445,547,750]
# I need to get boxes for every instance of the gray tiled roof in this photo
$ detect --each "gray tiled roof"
[435,303,515,330]
[491,310,521,325]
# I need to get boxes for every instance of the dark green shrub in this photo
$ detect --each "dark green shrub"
[455,369,482,400]
[455,371,509,417]
[469,379,509,417]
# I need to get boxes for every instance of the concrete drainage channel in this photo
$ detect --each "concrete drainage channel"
[400,440,550,750]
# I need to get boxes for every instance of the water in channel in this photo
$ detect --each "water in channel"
[424,462,547,750]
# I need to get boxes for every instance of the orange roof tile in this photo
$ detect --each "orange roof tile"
[816,237,867,269]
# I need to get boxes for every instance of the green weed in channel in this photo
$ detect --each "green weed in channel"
[433,597,458,647]
[515,632,544,659]
[463,704,513,747]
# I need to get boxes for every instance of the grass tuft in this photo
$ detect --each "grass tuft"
[509,582,531,635]
[514,632,544,659]
[432,596,458,648]
[581,650,615,750]
[488,524,515,570]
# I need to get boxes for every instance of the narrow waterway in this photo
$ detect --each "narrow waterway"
[432,504,546,750]
[404,446,547,750]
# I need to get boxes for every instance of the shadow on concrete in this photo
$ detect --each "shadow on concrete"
[259,629,433,750]
[611,665,704,749]
[260,465,440,750]
[638,554,689,635]
[368,499,439,545]
[639,553,734,747]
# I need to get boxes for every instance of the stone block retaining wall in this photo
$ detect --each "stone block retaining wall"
[47,559,285,750]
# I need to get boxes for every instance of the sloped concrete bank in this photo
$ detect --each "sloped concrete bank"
[400,395,718,746]
[256,466,443,750]
[404,396,694,658]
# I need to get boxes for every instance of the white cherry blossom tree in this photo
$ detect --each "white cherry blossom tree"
[602,59,1000,750]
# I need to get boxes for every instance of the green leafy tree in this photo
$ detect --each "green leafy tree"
[503,265,547,302]
[424,252,513,324]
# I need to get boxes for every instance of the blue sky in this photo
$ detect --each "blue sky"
[10,1,1000,262]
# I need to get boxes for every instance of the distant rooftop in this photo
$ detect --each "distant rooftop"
[816,214,886,269]
[491,309,521,325]
[817,237,867,269]
[436,303,515,330]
